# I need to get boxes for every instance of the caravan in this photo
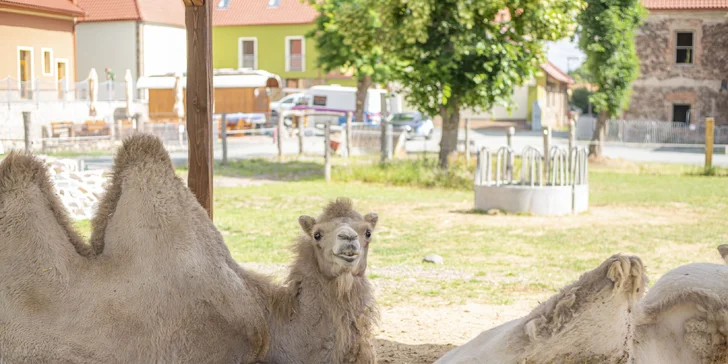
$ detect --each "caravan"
[292,85,390,125]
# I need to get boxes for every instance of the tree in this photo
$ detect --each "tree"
[374,0,583,169]
[308,0,388,124]
[570,87,593,115]
[568,63,593,84]
[577,0,644,157]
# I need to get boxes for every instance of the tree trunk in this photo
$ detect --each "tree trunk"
[355,74,371,123]
[438,103,460,170]
[589,110,609,157]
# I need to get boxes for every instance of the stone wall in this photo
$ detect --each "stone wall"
[625,11,728,125]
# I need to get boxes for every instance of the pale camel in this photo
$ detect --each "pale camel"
[0,135,269,363]
[249,197,380,364]
[437,247,728,363]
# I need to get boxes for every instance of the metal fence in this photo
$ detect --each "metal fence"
[475,146,588,187]
[0,77,133,106]
[576,118,728,145]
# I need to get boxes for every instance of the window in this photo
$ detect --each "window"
[673,104,691,123]
[675,31,693,64]
[42,48,53,76]
[267,0,280,8]
[312,95,327,106]
[17,47,33,99]
[286,36,305,72]
[238,37,257,69]
[216,0,230,10]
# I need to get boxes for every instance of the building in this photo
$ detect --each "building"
[74,0,187,94]
[212,0,352,93]
[0,0,84,99]
[625,0,728,125]
[460,62,574,129]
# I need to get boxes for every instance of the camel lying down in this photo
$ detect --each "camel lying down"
[437,250,728,363]
[0,134,379,364]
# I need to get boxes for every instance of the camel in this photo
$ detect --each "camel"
[249,197,380,364]
[0,134,270,363]
[437,247,728,363]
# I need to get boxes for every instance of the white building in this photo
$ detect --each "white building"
[75,0,187,96]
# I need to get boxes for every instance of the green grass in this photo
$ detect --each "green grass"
[73,156,728,307]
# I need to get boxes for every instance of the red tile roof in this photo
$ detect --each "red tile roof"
[75,0,185,27]
[214,0,317,27]
[0,0,85,17]
[541,61,574,84]
[643,0,728,10]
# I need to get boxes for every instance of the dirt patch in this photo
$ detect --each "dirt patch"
[375,302,535,363]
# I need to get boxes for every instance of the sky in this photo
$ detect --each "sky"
[546,37,586,73]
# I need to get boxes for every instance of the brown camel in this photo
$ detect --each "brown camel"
[0,135,269,363]
[249,197,380,364]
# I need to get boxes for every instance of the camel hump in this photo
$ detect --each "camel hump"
[0,151,90,280]
[637,263,728,323]
[89,133,214,257]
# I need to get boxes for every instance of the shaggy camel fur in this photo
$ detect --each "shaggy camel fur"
[437,248,728,364]
[0,135,269,363]
[249,197,380,364]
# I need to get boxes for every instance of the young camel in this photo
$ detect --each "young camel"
[438,247,728,363]
[250,197,380,364]
[0,135,269,363]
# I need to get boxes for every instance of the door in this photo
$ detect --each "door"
[18,49,32,99]
[56,60,67,99]
[673,104,691,124]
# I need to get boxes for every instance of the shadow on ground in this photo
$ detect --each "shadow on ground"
[376,339,455,364]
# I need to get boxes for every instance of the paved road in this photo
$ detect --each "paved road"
[409,129,728,167]
[78,128,728,169]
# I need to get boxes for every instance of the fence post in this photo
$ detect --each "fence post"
[6,77,10,110]
[324,122,331,183]
[542,126,551,183]
[22,111,31,151]
[221,113,228,166]
[35,79,40,108]
[380,93,389,162]
[298,114,305,156]
[507,126,514,149]
[386,123,393,159]
[277,109,284,160]
[465,117,471,163]
[346,111,352,158]
[706,117,715,169]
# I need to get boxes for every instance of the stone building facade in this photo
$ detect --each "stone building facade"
[625,1,728,125]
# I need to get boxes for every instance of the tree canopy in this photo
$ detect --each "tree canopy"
[373,0,584,168]
[576,0,644,155]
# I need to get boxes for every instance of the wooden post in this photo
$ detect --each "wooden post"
[464,117,471,163]
[221,113,228,166]
[22,111,31,151]
[542,126,551,183]
[345,111,352,158]
[298,113,305,156]
[706,117,715,168]
[380,93,389,162]
[324,122,331,182]
[568,120,575,152]
[184,0,214,218]
[277,109,284,159]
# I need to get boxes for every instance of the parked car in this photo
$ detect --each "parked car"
[270,93,304,126]
[292,85,388,126]
[389,112,434,140]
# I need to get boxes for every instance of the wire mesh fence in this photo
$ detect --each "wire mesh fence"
[576,118,728,145]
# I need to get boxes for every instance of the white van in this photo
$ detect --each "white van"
[269,92,304,114]
[292,85,388,125]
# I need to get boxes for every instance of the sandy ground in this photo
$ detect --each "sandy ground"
[375,302,534,363]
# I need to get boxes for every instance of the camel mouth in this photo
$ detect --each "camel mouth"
[335,252,360,263]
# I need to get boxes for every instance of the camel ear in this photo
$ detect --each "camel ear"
[364,213,378,229]
[298,215,316,236]
[718,244,728,264]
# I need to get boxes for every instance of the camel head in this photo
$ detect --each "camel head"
[298,198,378,278]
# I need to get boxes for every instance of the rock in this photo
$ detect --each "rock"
[423,254,444,265]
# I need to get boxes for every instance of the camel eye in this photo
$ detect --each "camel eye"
[365,230,371,239]
[314,232,322,241]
